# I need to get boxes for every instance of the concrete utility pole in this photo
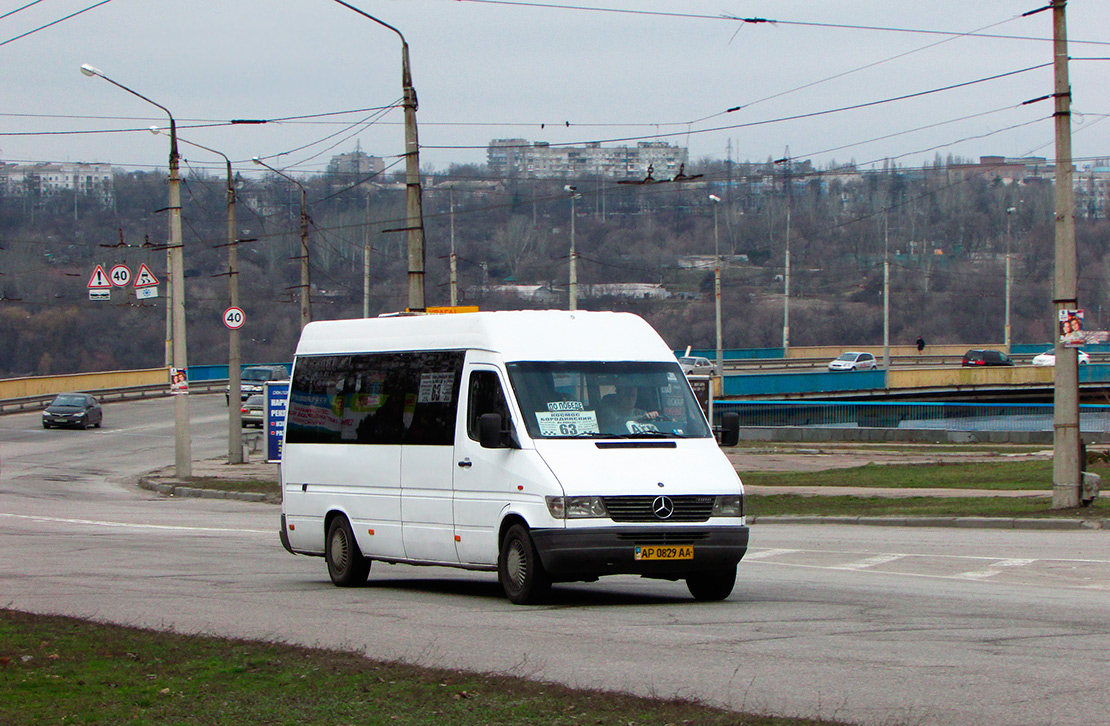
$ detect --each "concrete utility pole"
[155,128,244,463]
[568,189,579,310]
[330,0,426,311]
[252,158,311,330]
[1005,207,1015,353]
[883,209,890,371]
[81,64,191,478]
[782,151,791,354]
[449,186,458,306]
[1051,0,1081,509]
[710,195,724,380]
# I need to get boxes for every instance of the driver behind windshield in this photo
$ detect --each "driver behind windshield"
[600,386,659,431]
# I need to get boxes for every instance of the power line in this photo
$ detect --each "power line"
[0,0,116,48]
[452,0,1110,46]
[0,0,48,22]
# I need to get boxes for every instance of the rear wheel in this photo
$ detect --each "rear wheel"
[686,567,737,601]
[325,516,371,587]
[498,524,550,604]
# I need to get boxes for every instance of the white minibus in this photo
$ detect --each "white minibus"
[279,310,747,603]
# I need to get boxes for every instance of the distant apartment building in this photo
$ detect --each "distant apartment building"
[0,161,114,204]
[326,144,385,184]
[487,139,688,180]
[945,156,1051,184]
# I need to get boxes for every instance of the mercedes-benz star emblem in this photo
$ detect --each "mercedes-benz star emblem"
[652,495,674,520]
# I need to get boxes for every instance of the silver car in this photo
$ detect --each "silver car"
[677,356,716,376]
[828,352,878,372]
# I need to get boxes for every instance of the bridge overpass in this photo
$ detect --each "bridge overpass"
[4,344,1110,412]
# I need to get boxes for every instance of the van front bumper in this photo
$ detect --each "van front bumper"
[530,525,749,581]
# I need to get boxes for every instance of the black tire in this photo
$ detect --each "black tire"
[498,523,551,604]
[42,422,50,429]
[686,567,737,601]
[325,516,371,587]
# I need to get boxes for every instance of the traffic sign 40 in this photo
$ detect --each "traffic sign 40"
[223,307,245,329]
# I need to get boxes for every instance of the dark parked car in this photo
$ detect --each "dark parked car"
[226,364,289,403]
[961,349,1014,367]
[42,393,103,429]
[240,394,265,428]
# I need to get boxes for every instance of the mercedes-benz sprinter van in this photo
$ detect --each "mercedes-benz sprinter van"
[279,310,748,603]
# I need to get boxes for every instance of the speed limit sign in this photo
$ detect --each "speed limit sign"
[222,306,245,330]
[109,264,132,287]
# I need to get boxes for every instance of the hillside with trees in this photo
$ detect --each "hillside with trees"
[0,154,1106,378]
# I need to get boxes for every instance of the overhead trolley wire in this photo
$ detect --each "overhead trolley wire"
[0,0,116,48]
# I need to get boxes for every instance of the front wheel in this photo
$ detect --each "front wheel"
[686,567,737,601]
[326,516,371,587]
[498,524,551,604]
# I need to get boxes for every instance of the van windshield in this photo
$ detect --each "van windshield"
[505,361,711,440]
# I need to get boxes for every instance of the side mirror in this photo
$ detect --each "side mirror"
[479,413,503,449]
[719,412,740,447]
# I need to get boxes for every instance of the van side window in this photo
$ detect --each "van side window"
[467,370,510,442]
[287,350,464,446]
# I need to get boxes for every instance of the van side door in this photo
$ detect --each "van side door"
[453,363,521,566]
[398,351,465,564]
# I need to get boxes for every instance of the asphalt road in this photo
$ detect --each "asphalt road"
[2,395,1109,726]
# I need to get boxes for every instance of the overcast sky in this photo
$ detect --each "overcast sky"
[2,0,1108,177]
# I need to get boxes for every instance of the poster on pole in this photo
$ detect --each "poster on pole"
[170,367,189,395]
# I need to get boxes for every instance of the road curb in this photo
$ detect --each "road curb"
[750,514,1107,529]
[138,477,271,503]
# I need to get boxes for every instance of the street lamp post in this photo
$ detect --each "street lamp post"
[157,129,242,463]
[709,195,723,381]
[329,0,426,311]
[252,158,311,330]
[81,64,191,478]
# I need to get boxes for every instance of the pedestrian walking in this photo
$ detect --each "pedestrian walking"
[916,335,926,354]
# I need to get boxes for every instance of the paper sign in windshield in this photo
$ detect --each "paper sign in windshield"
[535,400,598,436]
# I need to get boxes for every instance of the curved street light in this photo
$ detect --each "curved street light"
[252,157,311,330]
[81,64,191,478]
[327,1,426,311]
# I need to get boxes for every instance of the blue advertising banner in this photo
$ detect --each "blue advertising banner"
[265,382,289,463]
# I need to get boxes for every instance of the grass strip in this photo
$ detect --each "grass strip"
[0,609,845,726]
[738,460,1106,491]
[748,493,1110,519]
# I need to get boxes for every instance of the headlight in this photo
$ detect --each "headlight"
[545,496,609,519]
[711,495,744,517]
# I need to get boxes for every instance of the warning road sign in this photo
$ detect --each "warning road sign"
[134,263,159,288]
[88,265,111,289]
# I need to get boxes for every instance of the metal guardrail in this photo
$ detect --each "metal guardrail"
[0,380,227,415]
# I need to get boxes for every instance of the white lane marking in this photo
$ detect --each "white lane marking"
[957,558,1037,580]
[743,548,800,560]
[834,553,907,570]
[0,512,269,535]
